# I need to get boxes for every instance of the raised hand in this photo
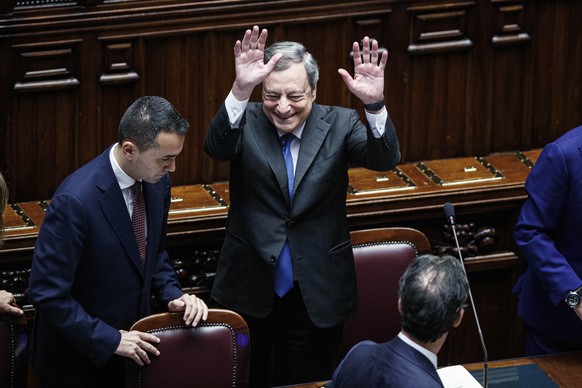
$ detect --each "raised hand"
[232,25,283,101]
[338,36,388,106]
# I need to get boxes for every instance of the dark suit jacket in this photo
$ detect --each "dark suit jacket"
[514,125,582,344]
[330,337,444,387]
[28,146,184,385]
[204,102,400,328]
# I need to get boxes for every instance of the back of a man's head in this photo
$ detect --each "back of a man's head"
[399,254,469,343]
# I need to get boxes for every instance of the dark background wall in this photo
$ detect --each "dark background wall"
[1,0,580,203]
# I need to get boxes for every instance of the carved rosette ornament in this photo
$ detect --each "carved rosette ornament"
[433,223,496,258]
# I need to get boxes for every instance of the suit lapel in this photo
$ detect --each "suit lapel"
[248,106,292,205]
[95,148,145,277]
[248,103,330,205]
[294,104,330,191]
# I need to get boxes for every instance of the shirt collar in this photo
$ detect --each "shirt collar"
[277,122,305,140]
[398,331,438,369]
[109,144,137,190]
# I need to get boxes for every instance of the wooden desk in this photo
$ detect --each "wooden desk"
[463,351,582,388]
[0,149,541,365]
[290,351,582,388]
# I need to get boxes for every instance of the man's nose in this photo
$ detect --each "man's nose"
[277,96,291,112]
[165,159,176,172]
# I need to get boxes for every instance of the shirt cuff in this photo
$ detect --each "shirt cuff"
[365,108,388,138]
[225,91,248,126]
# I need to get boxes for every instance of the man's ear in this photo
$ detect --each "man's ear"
[398,297,403,315]
[453,308,465,328]
[121,141,137,159]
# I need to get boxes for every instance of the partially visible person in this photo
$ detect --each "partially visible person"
[204,25,400,386]
[29,96,208,388]
[514,124,582,356]
[330,254,469,388]
[0,172,24,316]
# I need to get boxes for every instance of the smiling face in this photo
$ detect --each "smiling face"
[121,131,185,183]
[262,62,317,134]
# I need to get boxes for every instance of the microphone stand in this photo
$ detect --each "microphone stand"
[446,205,488,388]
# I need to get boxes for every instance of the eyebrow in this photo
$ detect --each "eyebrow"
[264,85,311,93]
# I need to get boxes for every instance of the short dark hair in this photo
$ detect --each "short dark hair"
[118,96,189,151]
[264,41,319,90]
[399,254,469,343]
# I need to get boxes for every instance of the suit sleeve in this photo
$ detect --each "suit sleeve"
[346,108,400,171]
[203,103,243,161]
[29,193,121,366]
[514,142,581,305]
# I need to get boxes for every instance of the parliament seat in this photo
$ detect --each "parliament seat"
[126,308,250,388]
[340,227,431,357]
[0,313,28,388]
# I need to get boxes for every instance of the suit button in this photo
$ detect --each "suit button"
[286,218,295,226]
[270,256,277,263]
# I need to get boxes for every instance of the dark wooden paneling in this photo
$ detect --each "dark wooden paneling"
[1,0,581,202]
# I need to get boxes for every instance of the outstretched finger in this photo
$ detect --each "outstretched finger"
[257,28,269,51]
[241,28,252,51]
[371,39,379,64]
[249,26,260,49]
[379,49,389,70]
[352,41,362,67]
[362,36,371,63]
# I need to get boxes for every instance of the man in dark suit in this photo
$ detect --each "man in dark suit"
[204,25,400,386]
[330,254,469,388]
[514,125,582,355]
[29,96,208,388]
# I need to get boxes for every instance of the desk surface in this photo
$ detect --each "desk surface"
[289,351,582,388]
[463,351,582,387]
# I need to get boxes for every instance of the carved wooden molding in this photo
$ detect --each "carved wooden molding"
[491,2,531,47]
[12,39,81,93]
[432,222,497,257]
[407,2,475,54]
[98,40,140,85]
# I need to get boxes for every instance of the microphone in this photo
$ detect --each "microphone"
[444,202,488,388]
[444,202,455,226]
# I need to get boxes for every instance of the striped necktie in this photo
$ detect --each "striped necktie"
[132,181,147,269]
[274,133,295,297]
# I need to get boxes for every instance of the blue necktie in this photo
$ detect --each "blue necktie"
[275,133,295,297]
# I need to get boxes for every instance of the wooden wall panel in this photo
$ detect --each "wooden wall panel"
[403,2,474,161]
[1,0,581,202]
[530,0,582,148]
